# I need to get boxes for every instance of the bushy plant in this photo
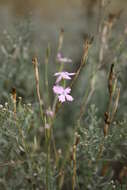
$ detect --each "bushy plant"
[0,3,127,190]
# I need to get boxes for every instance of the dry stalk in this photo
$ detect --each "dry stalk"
[103,62,120,136]
[97,63,120,161]
[58,28,64,52]
[32,56,44,107]
[103,63,115,136]
[58,133,80,190]
[71,133,80,190]
[97,0,106,34]
[72,145,77,190]
[12,87,16,117]
[108,63,114,99]
[111,88,120,123]
[70,37,93,89]
[103,111,110,137]
[58,170,65,189]
[99,11,122,64]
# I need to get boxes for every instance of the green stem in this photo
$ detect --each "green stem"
[45,44,50,105]
[45,128,51,190]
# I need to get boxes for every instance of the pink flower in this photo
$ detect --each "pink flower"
[57,53,72,63]
[54,71,75,83]
[53,85,74,103]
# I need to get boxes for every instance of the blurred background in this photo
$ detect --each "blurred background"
[0,0,126,57]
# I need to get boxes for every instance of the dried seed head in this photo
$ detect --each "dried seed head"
[12,87,16,102]
[12,87,16,115]
[32,56,38,66]
[75,133,80,146]
[104,112,110,124]
[58,28,64,51]
[103,123,109,137]
[108,63,114,97]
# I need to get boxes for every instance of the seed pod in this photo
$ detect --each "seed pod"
[12,87,16,115]
[104,112,110,137]
[108,63,114,97]
[103,123,109,137]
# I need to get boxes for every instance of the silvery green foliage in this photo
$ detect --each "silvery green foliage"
[76,105,103,189]
[75,105,127,190]
[0,98,50,190]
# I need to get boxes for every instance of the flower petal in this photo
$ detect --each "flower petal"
[62,74,71,80]
[53,86,64,94]
[58,95,66,103]
[65,87,71,94]
[54,72,73,83]
[68,72,75,76]
[54,72,61,76]
[66,94,74,101]
[56,76,62,83]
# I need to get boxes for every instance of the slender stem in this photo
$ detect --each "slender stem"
[45,127,51,190]
[32,56,45,124]
[70,38,92,89]
[45,44,50,105]
[72,145,77,190]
